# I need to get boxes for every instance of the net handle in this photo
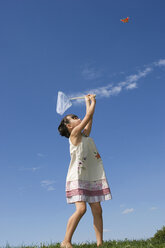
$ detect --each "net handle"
[70,95,96,100]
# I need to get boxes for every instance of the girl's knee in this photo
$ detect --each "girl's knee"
[90,203,102,216]
[76,202,87,216]
[77,207,86,216]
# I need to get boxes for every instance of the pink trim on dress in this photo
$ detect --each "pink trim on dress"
[66,188,110,197]
[66,179,112,203]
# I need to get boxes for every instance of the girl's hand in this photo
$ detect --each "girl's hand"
[85,94,96,105]
[89,94,96,102]
[85,94,91,102]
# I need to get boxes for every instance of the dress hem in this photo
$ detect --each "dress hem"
[66,193,112,204]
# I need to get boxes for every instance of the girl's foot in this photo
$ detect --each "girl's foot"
[60,241,73,248]
[97,242,103,247]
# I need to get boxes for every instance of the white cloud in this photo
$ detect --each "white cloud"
[69,84,114,103]
[82,64,102,80]
[87,84,113,98]
[126,67,152,85]
[110,86,122,95]
[37,153,47,158]
[126,82,137,90]
[122,208,134,214]
[150,207,158,211]
[119,81,127,87]
[89,84,122,98]
[126,74,139,83]
[19,167,41,172]
[47,186,55,191]
[31,167,40,172]
[41,180,56,191]
[155,59,165,67]
[41,180,55,185]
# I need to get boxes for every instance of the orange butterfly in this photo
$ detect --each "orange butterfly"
[120,17,129,23]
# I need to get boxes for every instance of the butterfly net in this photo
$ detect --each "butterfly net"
[56,91,72,115]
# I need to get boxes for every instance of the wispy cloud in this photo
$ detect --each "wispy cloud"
[154,59,165,67]
[81,63,103,80]
[70,59,165,103]
[84,66,152,99]
[126,67,152,84]
[41,180,56,191]
[125,82,137,90]
[150,206,158,211]
[19,167,41,172]
[122,208,134,214]
[37,153,47,158]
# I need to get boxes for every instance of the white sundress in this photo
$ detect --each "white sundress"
[66,135,112,204]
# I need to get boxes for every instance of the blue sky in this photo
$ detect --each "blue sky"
[0,0,165,246]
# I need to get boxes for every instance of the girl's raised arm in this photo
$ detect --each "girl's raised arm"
[71,95,96,137]
[83,95,94,137]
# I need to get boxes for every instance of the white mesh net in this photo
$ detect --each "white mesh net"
[56,91,72,115]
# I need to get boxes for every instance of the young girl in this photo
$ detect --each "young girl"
[58,94,112,248]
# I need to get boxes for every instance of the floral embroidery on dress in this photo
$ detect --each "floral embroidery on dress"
[94,152,101,159]
[83,157,87,161]
[78,157,87,175]
[78,157,87,166]
[66,179,110,192]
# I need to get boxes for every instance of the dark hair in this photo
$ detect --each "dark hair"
[58,114,75,138]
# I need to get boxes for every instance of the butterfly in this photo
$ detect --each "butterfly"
[120,17,129,23]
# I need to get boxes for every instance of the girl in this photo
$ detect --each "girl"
[58,94,112,248]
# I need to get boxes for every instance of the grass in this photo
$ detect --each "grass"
[2,226,165,248]
[2,240,165,248]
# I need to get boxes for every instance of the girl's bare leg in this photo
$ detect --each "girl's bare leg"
[61,201,86,248]
[89,202,103,247]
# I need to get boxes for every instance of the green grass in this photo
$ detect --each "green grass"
[2,226,165,248]
[2,240,165,248]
